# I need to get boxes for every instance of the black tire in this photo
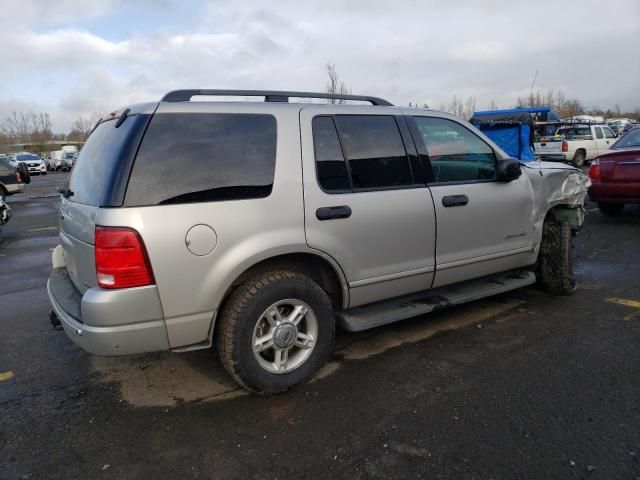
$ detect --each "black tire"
[0,186,6,202]
[42,171,47,176]
[572,150,586,167]
[538,219,576,295]
[598,202,624,216]
[217,271,335,394]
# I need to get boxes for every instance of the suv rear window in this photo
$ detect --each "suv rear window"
[125,113,277,206]
[68,115,148,206]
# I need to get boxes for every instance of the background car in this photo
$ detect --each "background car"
[588,129,640,215]
[0,155,29,202]
[10,153,47,175]
[60,151,76,171]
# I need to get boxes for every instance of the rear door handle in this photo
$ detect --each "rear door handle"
[316,205,352,220]
[442,195,469,207]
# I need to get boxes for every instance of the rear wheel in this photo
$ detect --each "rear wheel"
[538,218,576,295]
[572,150,586,167]
[217,271,335,394]
[598,202,624,216]
[0,186,7,202]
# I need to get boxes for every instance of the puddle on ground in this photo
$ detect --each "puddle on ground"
[92,297,523,407]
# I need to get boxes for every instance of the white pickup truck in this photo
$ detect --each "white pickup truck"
[535,124,618,166]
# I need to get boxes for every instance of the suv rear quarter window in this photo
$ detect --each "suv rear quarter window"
[125,113,277,206]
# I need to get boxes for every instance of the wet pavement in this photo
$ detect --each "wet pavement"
[1,173,639,479]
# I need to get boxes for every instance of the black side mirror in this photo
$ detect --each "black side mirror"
[496,158,522,182]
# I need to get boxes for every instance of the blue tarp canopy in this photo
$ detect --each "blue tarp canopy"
[469,107,557,161]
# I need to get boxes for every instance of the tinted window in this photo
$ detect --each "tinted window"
[17,154,39,161]
[558,127,591,138]
[613,128,640,149]
[69,115,147,206]
[333,115,412,189]
[603,127,617,139]
[595,127,604,139]
[312,116,350,191]
[126,113,277,206]
[413,117,495,183]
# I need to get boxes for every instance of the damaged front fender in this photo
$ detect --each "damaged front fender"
[522,161,591,231]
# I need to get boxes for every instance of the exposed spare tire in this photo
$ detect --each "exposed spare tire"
[537,218,576,295]
[17,163,31,184]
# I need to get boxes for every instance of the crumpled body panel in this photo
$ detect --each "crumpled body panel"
[522,161,591,234]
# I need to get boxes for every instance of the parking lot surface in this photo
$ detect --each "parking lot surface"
[1,173,639,479]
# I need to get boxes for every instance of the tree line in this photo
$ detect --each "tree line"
[0,112,102,151]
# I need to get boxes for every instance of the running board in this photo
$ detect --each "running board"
[336,270,536,332]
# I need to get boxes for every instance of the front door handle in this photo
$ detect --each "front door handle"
[442,195,469,207]
[316,205,352,220]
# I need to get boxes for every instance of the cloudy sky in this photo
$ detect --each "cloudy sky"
[1,0,638,132]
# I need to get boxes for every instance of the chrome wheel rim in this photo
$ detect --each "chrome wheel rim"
[252,299,318,374]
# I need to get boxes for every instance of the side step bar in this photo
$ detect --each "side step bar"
[336,270,536,332]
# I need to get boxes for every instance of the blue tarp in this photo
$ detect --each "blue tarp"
[479,124,535,161]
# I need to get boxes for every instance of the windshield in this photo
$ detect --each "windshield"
[612,128,640,149]
[64,152,75,158]
[17,154,40,161]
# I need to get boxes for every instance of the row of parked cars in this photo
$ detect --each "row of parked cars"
[0,148,77,178]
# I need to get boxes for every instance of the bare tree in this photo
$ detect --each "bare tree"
[1,111,54,144]
[446,95,476,120]
[325,61,351,104]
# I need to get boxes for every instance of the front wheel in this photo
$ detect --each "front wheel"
[217,271,335,394]
[537,219,576,295]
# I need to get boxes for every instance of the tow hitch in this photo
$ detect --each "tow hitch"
[49,310,63,331]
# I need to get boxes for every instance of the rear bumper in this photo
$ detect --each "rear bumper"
[589,182,640,203]
[47,267,170,356]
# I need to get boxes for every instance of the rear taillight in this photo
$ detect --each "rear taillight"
[95,226,155,289]
[16,171,22,182]
[588,158,601,180]
[561,140,568,152]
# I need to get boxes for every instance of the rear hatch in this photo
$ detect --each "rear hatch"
[599,150,640,183]
[59,105,156,293]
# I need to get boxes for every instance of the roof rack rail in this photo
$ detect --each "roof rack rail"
[160,89,393,106]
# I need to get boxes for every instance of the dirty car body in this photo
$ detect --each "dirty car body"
[47,90,590,393]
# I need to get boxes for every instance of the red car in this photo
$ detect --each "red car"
[588,126,640,215]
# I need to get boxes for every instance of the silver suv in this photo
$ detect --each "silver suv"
[48,90,590,394]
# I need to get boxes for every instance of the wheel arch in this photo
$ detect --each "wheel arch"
[218,251,349,312]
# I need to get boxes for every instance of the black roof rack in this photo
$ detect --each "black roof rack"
[160,89,393,106]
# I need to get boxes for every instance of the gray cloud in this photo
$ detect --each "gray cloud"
[0,0,638,132]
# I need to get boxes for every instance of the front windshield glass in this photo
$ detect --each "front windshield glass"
[17,154,39,161]
[612,129,640,149]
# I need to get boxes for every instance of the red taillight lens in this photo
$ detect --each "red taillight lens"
[588,159,601,179]
[95,226,154,289]
[16,171,22,182]
[561,140,568,152]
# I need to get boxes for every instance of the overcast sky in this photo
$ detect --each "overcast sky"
[1,0,638,132]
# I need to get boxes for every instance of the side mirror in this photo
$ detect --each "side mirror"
[496,158,522,182]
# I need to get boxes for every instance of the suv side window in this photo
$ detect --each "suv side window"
[125,113,277,206]
[312,116,350,191]
[413,116,496,183]
[603,127,617,139]
[312,115,414,192]
[595,127,604,139]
